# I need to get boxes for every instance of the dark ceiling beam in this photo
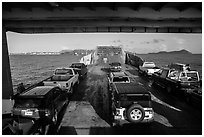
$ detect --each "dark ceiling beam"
[4,19,201,29]
[132,2,142,11]
[89,3,96,11]
[153,2,168,11]
[21,3,32,12]
[62,3,74,11]
[193,2,202,11]
[43,2,54,11]
[111,3,118,11]
[177,2,195,12]
[2,3,12,12]
[48,2,59,7]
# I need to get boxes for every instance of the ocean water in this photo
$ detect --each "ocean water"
[9,53,202,90]
[9,54,82,88]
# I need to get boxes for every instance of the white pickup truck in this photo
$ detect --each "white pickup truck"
[139,62,160,76]
[43,68,79,93]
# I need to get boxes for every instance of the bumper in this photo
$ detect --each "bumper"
[113,107,154,124]
[13,108,41,119]
[12,108,52,121]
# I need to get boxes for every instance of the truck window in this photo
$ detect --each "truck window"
[113,77,129,83]
[52,75,71,81]
[186,73,199,81]
[73,69,78,74]
[55,69,73,75]
[71,64,82,69]
[161,70,169,78]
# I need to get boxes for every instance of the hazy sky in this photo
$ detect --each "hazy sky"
[7,31,202,54]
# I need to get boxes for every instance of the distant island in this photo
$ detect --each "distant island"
[148,49,192,54]
[10,49,94,55]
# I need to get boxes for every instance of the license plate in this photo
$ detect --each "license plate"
[114,115,122,119]
[24,110,33,116]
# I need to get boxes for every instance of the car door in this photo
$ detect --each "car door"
[52,88,64,113]
[159,69,169,87]
[73,69,79,83]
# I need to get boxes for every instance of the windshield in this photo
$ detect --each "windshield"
[55,69,73,75]
[70,64,82,69]
[14,98,43,108]
[187,73,199,81]
[113,77,130,83]
[120,94,151,101]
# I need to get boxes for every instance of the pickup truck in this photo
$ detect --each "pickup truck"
[70,62,88,80]
[139,62,160,76]
[108,71,154,126]
[109,62,122,72]
[43,68,79,94]
[152,67,201,94]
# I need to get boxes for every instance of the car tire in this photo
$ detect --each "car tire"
[126,104,145,123]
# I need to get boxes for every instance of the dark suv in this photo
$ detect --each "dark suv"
[13,86,68,125]
[108,72,154,126]
[109,62,122,72]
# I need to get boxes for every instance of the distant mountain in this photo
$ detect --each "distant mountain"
[148,49,192,54]
[60,49,94,55]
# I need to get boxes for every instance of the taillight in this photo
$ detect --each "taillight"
[45,109,51,116]
[116,109,120,115]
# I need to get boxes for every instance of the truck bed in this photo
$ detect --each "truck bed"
[114,83,149,94]
[46,75,73,81]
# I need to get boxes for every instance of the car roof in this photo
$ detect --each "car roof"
[20,86,56,97]
[115,83,150,94]
[112,71,128,77]
[110,62,121,65]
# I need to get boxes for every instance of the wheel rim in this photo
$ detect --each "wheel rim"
[130,109,142,120]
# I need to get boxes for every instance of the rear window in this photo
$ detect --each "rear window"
[119,94,151,101]
[111,62,121,66]
[113,77,130,83]
[55,69,73,75]
[143,62,155,68]
[52,75,71,81]
[70,64,82,69]
[14,98,43,108]
[186,73,199,81]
